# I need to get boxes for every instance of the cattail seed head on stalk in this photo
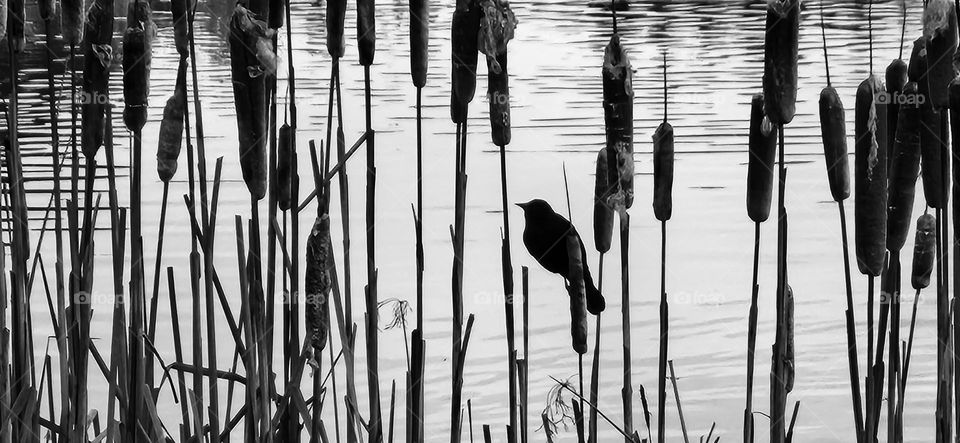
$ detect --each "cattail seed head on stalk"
[277,123,293,211]
[122,0,153,133]
[62,0,83,47]
[157,63,187,183]
[451,0,481,122]
[409,0,429,87]
[357,0,376,66]
[885,59,908,171]
[909,37,945,208]
[479,0,517,147]
[306,214,333,356]
[229,5,276,200]
[327,0,346,58]
[38,0,53,23]
[886,82,922,252]
[784,284,795,394]
[593,148,615,254]
[0,0,7,40]
[912,213,936,290]
[602,34,634,209]
[855,75,888,276]
[748,94,778,221]
[924,0,957,109]
[819,87,849,203]
[171,0,190,58]
[762,0,800,125]
[564,234,588,355]
[652,121,674,222]
[8,0,23,52]
[80,0,115,159]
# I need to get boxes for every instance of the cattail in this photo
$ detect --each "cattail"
[748,94,778,221]
[277,123,292,211]
[451,0,481,122]
[62,0,83,47]
[909,37,944,209]
[912,213,936,290]
[327,0,346,58]
[819,87,849,202]
[409,0,429,87]
[0,0,7,40]
[885,59,908,171]
[652,121,674,222]
[602,34,634,209]
[855,75,888,276]
[924,0,957,109]
[38,0,53,24]
[762,0,800,125]
[306,215,333,355]
[229,5,276,200]
[80,0,115,159]
[8,0,22,52]
[565,233,588,355]
[357,0,376,66]
[157,63,187,183]
[268,0,283,29]
[171,0,190,58]
[886,82,922,252]
[479,0,517,147]
[122,0,152,133]
[594,148,615,254]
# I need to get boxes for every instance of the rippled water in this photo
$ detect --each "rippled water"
[5,0,945,441]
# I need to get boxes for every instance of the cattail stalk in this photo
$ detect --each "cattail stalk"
[653,54,674,443]
[744,92,777,443]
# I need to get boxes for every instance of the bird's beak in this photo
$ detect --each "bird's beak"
[515,202,528,209]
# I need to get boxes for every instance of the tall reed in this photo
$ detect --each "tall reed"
[408,0,429,439]
[763,1,799,442]
[745,92,776,443]
[480,2,519,441]
[652,53,674,443]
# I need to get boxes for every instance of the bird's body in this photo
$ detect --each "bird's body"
[518,199,606,314]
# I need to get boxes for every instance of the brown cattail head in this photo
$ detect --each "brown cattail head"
[593,148,615,253]
[357,0,376,66]
[80,0,115,159]
[157,62,187,183]
[885,59,908,171]
[912,213,936,290]
[886,82,922,252]
[564,233,588,355]
[277,123,293,211]
[909,37,945,208]
[924,0,957,109]
[652,122,674,221]
[268,0,283,29]
[8,0,23,52]
[748,93,778,221]
[409,0,429,87]
[480,0,517,147]
[602,34,634,209]
[451,0,481,122]
[327,0,346,58]
[0,0,7,40]
[855,75,888,276]
[62,0,83,46]
[819,87,849,203]
[38,0,54,23]
[229,6,276,200]
[123,0,153,133]
[762,0,800,125]
[171,0,190,58]
[306,214,333,355]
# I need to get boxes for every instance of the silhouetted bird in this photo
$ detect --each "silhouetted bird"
[517,199,605,314]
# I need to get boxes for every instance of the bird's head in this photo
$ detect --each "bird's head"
[516,199,553,219]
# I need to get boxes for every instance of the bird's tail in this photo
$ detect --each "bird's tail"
[584,271,605,314]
